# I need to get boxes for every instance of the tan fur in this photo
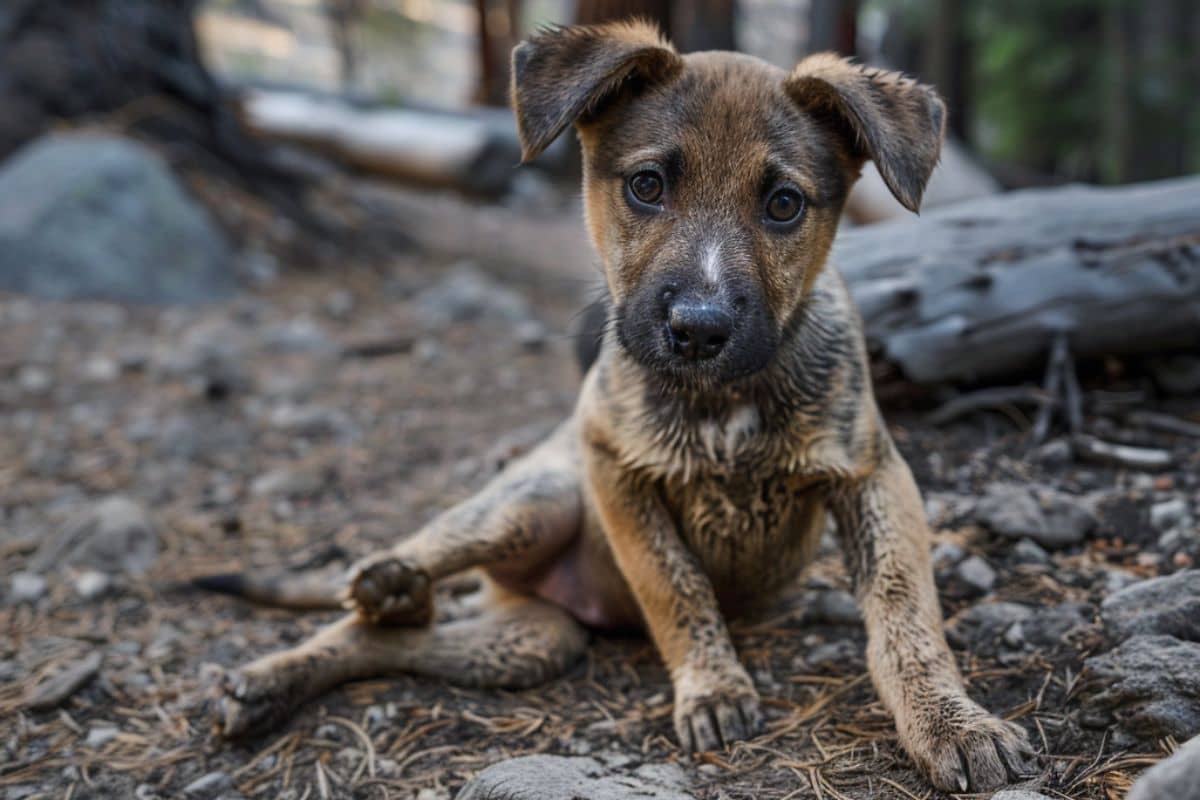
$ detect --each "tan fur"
[209,20,1030,793]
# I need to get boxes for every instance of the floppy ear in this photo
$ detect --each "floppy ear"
[510,21,683,162]
[784,53,946,213]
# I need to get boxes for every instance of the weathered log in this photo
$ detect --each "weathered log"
[835,175,1200,384]
[241,89,537,194]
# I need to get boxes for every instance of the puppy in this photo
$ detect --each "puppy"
[208,21,1032,793]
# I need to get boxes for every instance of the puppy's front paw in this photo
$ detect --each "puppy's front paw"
[344,554,432,627]
[901,694,1035,793]
[673,674,763,752]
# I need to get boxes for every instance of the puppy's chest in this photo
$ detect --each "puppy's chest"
[650,405,828,595]
[662,466,826,601]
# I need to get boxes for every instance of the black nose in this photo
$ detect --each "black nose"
[667,300,732,361]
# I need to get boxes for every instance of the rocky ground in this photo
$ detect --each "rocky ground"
[2,148,1200,799]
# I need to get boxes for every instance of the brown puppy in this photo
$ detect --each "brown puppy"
[208,21,1032,793]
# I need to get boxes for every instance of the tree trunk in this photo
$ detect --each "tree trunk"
[834,176,1200,384]
[0,0,304,210]
[807,0,858,55]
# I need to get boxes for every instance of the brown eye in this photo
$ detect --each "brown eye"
[628,170,664,206]
[766,188,804,224]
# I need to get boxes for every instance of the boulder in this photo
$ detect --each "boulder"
[456,755,693,800]
[1078,635,1200,742]
[0,133,234,304]
[1101,570,1200,643]
[1127,734,1200,800]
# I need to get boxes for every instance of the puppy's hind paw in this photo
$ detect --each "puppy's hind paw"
[344,554,433,627]
[214,668,295,739]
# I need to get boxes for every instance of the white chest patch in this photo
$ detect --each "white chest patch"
[697,403,760,462]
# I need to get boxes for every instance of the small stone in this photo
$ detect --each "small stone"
[250,467,328,499]
[9,572,47,602]
[1035,438,1073,466]
[1102,569,1141,594]
[417,789,450,800]
[73,570,112,600]
[947,602,1033,654]
[992,792,1056,800]
[931,541,965,565]
[1127,733,1200,800]
[414,262,534,329]
[324,289,355,319]
[17,365,52,395]
[413,337,442,364]
[804,639,863,672]
[956,555,997,595]
[1013,538,1050,565]
[1005,602,1098,656]
[812,590,861,626]
[976,483,1097,549]
[363,704,388,731]
[268,404,348,437]
[183,771,234,799]
[1150,498,1190,532]
[261,318,336,355]
[38,495,159,576]
[82,357,120,383]
[85,725,119,748]
[515,319,548,351]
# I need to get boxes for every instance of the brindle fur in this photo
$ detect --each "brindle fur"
[209,21,1032,792]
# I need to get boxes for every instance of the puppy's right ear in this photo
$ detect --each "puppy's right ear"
[510,21,682,162]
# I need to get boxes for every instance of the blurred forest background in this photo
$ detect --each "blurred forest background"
[2,0,1198,192]
[197,0,1200,186]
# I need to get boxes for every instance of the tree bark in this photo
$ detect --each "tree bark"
[0,0,305,211]
[834,176,1200,384]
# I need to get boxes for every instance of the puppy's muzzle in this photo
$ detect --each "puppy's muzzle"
[666,299,733,361]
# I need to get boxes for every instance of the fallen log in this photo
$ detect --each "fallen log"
[240,89,568,194]
[834,175,1200,384]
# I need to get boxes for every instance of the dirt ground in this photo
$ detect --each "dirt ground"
[2,221,1197,799]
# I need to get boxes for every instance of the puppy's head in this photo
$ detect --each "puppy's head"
[512,22,944,390]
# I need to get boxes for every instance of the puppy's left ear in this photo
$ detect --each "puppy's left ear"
[511,21,683,162]
[785,54,945,213]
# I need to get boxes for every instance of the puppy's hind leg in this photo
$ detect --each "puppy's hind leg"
[346,420,584,626]
[218,577,588,737]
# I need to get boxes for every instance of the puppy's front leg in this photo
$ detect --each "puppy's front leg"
[585,445,762,752]
[829,439,1032,793]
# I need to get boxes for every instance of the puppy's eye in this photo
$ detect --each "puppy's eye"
[628,170,664,207]
[765,188,805,225]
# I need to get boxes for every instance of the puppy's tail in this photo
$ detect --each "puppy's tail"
[191,568,346,610]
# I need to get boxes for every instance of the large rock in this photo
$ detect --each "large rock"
[455,755,693,800]
[1127,734,1200,800]
[0,133,234,304]
[1078,635,1200,742]
[975,483,1097,549]
[1101,570,1200,643]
